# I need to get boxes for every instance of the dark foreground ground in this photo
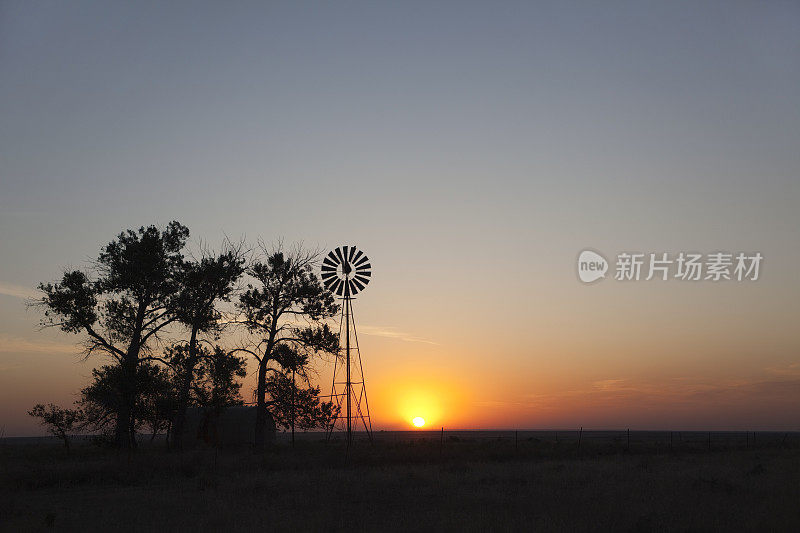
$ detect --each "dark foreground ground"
[1,431,799,531]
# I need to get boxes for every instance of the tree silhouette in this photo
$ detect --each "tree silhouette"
[191,345,248,412]
[28,403,84,452]
[79,348,246,447]
[78,365,123,434]
[38,222,189,448]
[136,363,176,442]
[266,371,336,434]
[79,362,175,443]
[166,343,247,410]
[169,245,245,449]
[236,245,339,447]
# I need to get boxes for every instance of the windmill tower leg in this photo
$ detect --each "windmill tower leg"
[349,301,373,443]
[345,278,352,445]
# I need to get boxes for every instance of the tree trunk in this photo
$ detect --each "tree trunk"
[255,318,278,448]
[114,407,128,447]
[115,305,146,449]
[116,337,141,449]
[115,362,133,448]
[254,358,268,447]
[170,328,198,451]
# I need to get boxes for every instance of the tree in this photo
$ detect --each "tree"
[265,373,336,434]
[265,345,336,445]
[236,246,339,447]
[169,246,245,449]
[166,342,247,413]
[79,362,176,443]
[78,365,123,434]
[136,363,176,442]
[28,403,84,452]
[80,349,246,447]
[192,345,248,412]
[38,222,189,448]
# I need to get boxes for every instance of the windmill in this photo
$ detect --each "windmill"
[321,245,373,444]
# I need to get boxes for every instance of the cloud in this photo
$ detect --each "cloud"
[0,334,78,354]
[474,400,513,408]
[682,378,800,404]
[0,282,39,300]
[764,362,800,377]
[357,325,439,345]
[592,379,627,391]
[526,375,800,410]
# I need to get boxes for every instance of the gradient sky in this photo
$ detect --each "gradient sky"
[1,1,799,436]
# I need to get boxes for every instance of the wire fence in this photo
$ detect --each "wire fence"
[6,429,798,456]
[298,428,800,455]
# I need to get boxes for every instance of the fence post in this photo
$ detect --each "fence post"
[515,430,518,454]
[627,428,630,451]
[578,427,583,451]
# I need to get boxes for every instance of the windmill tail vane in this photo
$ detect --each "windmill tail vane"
[323,245,373,445]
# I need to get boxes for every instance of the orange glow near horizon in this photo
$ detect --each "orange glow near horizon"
[399,390,439,426]
[381,376,460,427]
[355,360,472,430]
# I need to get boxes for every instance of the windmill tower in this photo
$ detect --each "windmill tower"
[321,246,373,444]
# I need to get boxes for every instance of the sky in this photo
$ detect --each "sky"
[1,1,799,436]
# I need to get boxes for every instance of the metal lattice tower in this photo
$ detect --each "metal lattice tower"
[322,245,373,444]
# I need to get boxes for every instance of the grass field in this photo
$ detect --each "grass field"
[1,431,799,531]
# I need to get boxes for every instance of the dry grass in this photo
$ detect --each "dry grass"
[1,433,799,531]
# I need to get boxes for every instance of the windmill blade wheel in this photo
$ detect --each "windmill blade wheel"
[323,246,371,296]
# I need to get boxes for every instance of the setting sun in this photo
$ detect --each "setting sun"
[412,417,425,428]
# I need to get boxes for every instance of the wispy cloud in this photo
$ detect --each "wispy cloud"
[474,400,516,408]
[518,374,800,411]
[764,362,800,377]
[0,334,78,354]
[0,282,39,300]
[358,325,439,345]
[592,379,627,391]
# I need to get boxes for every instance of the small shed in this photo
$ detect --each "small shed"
[176,406,276,448]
